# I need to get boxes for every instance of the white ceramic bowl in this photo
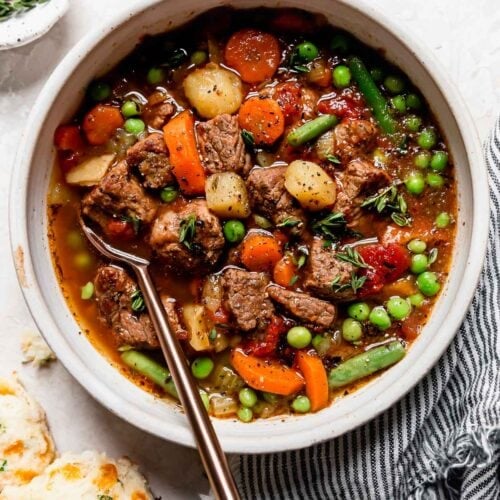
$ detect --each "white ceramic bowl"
[9,0,489,453]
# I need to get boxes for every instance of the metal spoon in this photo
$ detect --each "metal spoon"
[79,216,240,500]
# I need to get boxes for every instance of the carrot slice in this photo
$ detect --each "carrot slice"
[273,255,297,288]
[163,110,206,195]
[240,232,282,272]
[238,97,285,145]
[82,105,124,145]
[296,351,329,412]
[231,349,304,396]
[53,125,84,151]
[225,29,281,84]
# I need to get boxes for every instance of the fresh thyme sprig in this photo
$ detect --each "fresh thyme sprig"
[0,0,49,22]
[361,183,412,227]
[179,214,197,250]
[130,289,145,313]
[331,272,366,294]
[311,211,347,242]
[335,246,370,268]
[277,217,301,228]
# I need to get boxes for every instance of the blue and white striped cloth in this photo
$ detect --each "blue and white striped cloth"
[234,119,500,499]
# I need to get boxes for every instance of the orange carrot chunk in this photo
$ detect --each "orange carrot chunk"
[240,233,282,272]
[296,351,329,412]
[82,105,124,145]
[163,110,206,196]
[53,125,84,151]
[273,255,297,288]
[238,97,285,146]
[225,29,281,84]
[231,349,304,396]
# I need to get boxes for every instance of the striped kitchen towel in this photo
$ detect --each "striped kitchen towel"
[234,119,500,500]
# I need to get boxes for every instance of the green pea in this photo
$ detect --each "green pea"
[330,33,351,54]
[384,75,405,94]
[88,81,111,101]
[74,252,93,270]
[223,220,246,243]
[435,212,451,228]
[370,67,384,83]
[369,306,392,330]
[160,186,178,203]
[291,395,311,413]
[417,127,437,149]
[347,302,370,321]
[405,173,425,195]
[407,239,427,254]
[296,41,318,61]
[426,172,445,189]
[190,50,207,65]
[199,390,210,411]
[124,118,146,135]
[121,100,140,118]
[390,95,406,113]
[287,326,312,349]
[312,334,324,351]
[147,67,165,84]
[417,271,441,296]
[342,318,363,342]
[410,254,429,274]
[430,151,448,171]
[409,292,425,307]
[66,230,84,250]
[237,406,253,423]
[191,357,214,379]
[262,392,279,404]
[239,388,258,408]
[404,115,422,132]
[414,151,431,168]
[80,281,94,300]
[386,296,411,320]
[406,93,422,110]
[333,65,351,88]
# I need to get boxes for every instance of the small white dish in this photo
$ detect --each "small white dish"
[0,0,69,50]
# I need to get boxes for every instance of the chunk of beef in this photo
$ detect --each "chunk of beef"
[334,159,391,225]
[126,133,174,189]
[149,200,224,274]
[333,119,377,162]
[267,285,336,330]
[246,166,306,234]
[196,114,252,177]
[221,268,274,331]
[303,239,357,301]
[161,296,188,341]
[142,91,176,129]
[82,161,158,230]
[94,265,159,349]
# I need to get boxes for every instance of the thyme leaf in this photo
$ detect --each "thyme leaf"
[162,47,188,68]
[326,154,341,164]
[241,129,255,149]
[131,289,145,313]
[277,217,301,228]
[335,246,370,268]
[120,215,141,235]
[311,211,347,242]
[179,214,197,250]
[0,459,7,472]
[361,183,412,227]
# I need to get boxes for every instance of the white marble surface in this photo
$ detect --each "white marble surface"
[0,1,499,498]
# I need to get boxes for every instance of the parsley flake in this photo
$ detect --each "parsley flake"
[179,214,197,250]
[131,289,145,313]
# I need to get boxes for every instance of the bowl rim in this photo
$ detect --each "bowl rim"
[9,0,489,453]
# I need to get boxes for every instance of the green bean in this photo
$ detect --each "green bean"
[328,341,406,388]
[348,56,397,135]
[287,115,338,147]
[121,350,178,399]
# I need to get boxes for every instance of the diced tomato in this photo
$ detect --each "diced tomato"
[244,315,287,357]
[357,243,411,297]
[274,82,302,124]
[106,220,135,240]
[54,125,84,151]
[317,91,364,120]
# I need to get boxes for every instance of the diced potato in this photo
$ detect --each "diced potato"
[284,160,337,211]
[202,274,223,314]
[182,304,211,351]
[65,153,115,186]
[205,172,251,218]
[183,63,243,119]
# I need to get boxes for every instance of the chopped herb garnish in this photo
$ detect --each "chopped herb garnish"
[277,217,301,228]
[297,253,307,269]
[331,276,351,293]
[241,129,255,148]
[131,289,145,313]
[0,0,49,22]
[209,328,217,341]
[179,214,197,250]
[361,183,412,227]
[289,275,299,286]
[350,273,367,293]
[162,47,188,68]
[253,214,273,229]
[428,248,438,265]
[311,211,347,242]
[0,459,7,472]
[288,51,310,73]
[331,272,366,294]
[326,154,341,164]
[335,246,370,268]
[120,215,141,235]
